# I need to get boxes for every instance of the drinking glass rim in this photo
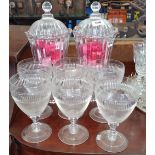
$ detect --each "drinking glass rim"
[53,56,83,63]
[52,57,85,71]
[52,57,124,65]
[17,57,41,66]
[17,58,52,74]
[80,58,125,67]
[17,58,52,68]
[108,59,125,66]
[133,41,146,52]
[133,41,145,46]
[103,59,125,69]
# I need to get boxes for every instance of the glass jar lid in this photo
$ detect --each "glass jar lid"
[73,1,116,41]
[26,1,70,40]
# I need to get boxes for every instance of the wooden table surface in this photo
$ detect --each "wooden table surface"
[9,44,146,155]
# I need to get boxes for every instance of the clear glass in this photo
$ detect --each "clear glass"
[73,1,116,64]
[53,57,91,120]
[52,57,93,145]
[95,83,138,153]
[52,57,68,119]
[25,1,71,63]
[17,58,53,120]
[9,72,52,143]
[133,41,146,78]
[88,59,125,123]
[133,41,146,108]
[137,78,146,111]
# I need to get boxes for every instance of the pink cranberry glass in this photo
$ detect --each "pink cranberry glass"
[80,40,107,64]
[73,2,116,65]
[36,40,63,64]
[25,1,71,64]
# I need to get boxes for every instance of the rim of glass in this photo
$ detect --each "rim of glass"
[85,59,125,68]
[108,59,125,67]
[52,57,84,66]
[95,59,125,66]
[17,58,52,71]
[17,57,44,65]
[133,41,146,49]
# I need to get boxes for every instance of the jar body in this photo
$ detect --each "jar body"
[75,36,113,64]
[30,35,70,64]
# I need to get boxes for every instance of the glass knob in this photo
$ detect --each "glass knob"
[91,1,101,13]
[42,1,52,13]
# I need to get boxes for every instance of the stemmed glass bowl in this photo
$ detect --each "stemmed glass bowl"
[17,58,53,119]
[9,71,52,143]
[52,57,93,145]
[89,59,125,123]
[95,82,138,153]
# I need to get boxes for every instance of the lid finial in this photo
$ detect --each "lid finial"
[91,1,101,13]
[42,1,52,13]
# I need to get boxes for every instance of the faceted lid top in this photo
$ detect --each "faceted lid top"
[90,1,101,13]
[42,1,52,13]
[26,1,70,39]
[73,1,116,41]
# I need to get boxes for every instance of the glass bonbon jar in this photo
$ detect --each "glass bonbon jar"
[25,1,71,64]
[73,1,116,64]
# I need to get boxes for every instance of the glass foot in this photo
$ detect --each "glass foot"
[89,107,107,123]
[40,105,53,120]
[96,130,128,153]
[58,124,89,145]
[58,110,68,120]
[21,122,52,143]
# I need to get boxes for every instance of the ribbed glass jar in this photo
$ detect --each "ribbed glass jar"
[25,1,71,64]
[73,1,116,65]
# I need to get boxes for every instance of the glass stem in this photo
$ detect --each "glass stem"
[49,99,55,104]
[108,123,118,141]
[31,116,40,132]
[69,118,77,134]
